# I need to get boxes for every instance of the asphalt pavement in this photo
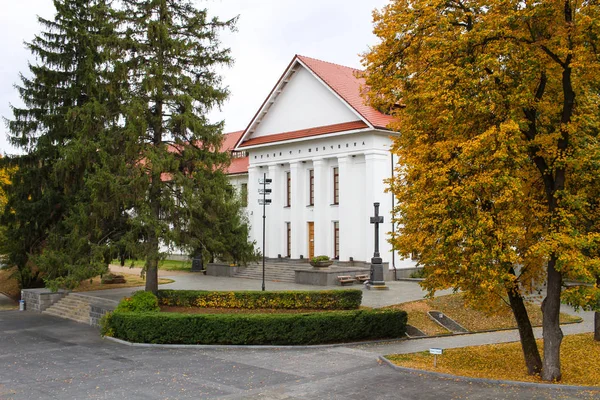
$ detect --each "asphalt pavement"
[1,311,598,400]
[2,272,598,399]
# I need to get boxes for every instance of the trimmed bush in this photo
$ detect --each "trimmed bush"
[104,309,407,345]
[101,273,127,284]
[157,289,362,310]
[115,291,160,313]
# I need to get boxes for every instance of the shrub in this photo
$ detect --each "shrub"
[310,255,330,263]
[104,309,407,345]
[409,268,427,279]
[115,291,160,313]
[101,273,127,284]
[156,289,362,310]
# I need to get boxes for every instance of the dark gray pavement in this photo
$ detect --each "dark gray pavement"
[1,311,598,399]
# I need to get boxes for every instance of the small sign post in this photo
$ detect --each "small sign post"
[259,174,272,291]
[429,348,443,367]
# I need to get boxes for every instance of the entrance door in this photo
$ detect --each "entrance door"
[307,222,314,259]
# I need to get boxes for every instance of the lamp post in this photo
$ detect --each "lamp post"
[258,173,272,291]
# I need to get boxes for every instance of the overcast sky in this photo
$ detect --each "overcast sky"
[0,0,389,155]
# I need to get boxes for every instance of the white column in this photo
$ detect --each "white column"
[364,152,392,263]
[338,155,354,262]
[312,158,327,257]
[267,164,283,258]
[289,162,306,258]
[247,166,262,254]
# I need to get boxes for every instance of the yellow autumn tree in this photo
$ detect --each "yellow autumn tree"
[363,0,600,382]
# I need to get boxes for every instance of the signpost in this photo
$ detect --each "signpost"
[429,348,443,367]
[259,174,272,291]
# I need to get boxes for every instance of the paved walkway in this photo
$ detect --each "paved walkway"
[93,266,454,308]
[0,311,597,399]
[3,270,598,399]
[88,268,596,344]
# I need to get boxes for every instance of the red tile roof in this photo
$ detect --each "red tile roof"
[234,55,394,150]
[222,130,244,152]
[239,120,368,148]
[296,55,395,129]
[223,130,249,175]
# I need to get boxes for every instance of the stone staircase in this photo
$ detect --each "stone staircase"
[233,261,313,283]
[42,293,118,325]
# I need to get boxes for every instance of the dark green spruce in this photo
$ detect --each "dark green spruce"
[116,0,255,293]
[2,0,125,289]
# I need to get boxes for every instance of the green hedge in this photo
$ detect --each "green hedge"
[103,309,407,345]
[115,291,160,313]
[156,289,362,310]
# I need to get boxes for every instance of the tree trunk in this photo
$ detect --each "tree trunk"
[507,286,542,375]
[595,311,600,342]
[144,240,159,294]
[595,277,600,342]
[541,255,563,381]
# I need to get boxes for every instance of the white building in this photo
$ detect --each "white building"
[224,55,415,270]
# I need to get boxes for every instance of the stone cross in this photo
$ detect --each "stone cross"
[370,202,384,265]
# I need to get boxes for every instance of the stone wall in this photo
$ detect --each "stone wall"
[206,263,243,277]
[21,289,67,312]
[90,304,114,327]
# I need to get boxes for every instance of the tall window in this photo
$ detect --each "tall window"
[286,171,291,207]
[333,167,339,205]
[286,222,291,257]
[309,169,314,206]
[240,183,248,207]
[334,221,339,259]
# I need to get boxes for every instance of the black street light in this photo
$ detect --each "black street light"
[258,173,272,291]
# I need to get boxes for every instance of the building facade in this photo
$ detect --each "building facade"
[224,55,415,269]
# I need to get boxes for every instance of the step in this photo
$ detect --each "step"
[44,304,89,315]
[43,309,90,323]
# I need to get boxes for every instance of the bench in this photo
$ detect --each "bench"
[355,274,369,283]
[337,275,356,286]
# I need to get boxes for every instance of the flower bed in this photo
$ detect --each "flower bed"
[101,290,407,345]
[156,289,362,310]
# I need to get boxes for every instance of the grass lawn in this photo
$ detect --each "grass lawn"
[0,267,173,299]
[0,267,21,299]
[386,294,582,336]
[386,333,600,387]
[75,272,174,292]
[113,259,192,271]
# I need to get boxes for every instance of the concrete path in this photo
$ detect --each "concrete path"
[89,269,595,333]
[92,267,454,308]
[0,311,597,399]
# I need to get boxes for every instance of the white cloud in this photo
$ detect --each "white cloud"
[0,0,389,153]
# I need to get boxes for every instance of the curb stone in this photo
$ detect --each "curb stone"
[102,335,408,349]
[378,356,600,392]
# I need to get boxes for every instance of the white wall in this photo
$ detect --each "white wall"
[239,130,415,268]
[251,67,359,138]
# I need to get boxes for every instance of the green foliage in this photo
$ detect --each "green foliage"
[157,289,362,310]
[363,0,600,380]
[109,0,254,292]
[101,273,126,284]
[103,309,407,345]
[2,0,256,293]
[409,269,427,279]
[310,255,330,263]
[1,0,126,290]
[115,291,160,313]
